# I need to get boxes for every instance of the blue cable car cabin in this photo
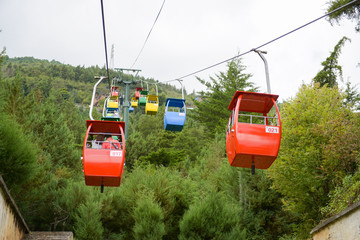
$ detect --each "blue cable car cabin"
[129,102,134,113]
[164,98,186,131]
[102,108,120,121]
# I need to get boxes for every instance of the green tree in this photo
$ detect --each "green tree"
[0,113,37,191]
[23,90,81,171]
[138,148,185,167]
[74,198,104,240]
[171,123,207,162]
[269,83,360,238]
[0,42,5,80]
[133,193,166,240]
[50,180,90,231]
[101,165,196,240]
[344,81,360,110]
[327,0,360,32]
[179,191,247,240]
[193,58,257,137]
[1,73,24,116]
[321,169,360,218]
[187,133,294,240]
[237,170,295,240]
[313,36,350,87]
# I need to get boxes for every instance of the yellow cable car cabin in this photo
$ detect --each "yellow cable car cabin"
[108,97,119,108]
[145,95,159,115]
[131,97,138,108]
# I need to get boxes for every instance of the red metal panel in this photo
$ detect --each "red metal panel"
[86,120,125,134]
[84,149,124,186]
[229,123,281,169]
[83,120,126,187]
[228,91,279,113]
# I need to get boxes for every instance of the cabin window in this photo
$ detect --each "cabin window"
[238,105,279,126]
[86,132,123,150]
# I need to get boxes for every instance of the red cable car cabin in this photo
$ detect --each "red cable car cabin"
[226,91,281,169]
[111,87,119,97]
[135,87,143,99]
[83,120,125,187]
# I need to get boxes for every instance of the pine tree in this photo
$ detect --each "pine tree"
[133,193,166,240]
[179,191,247,240]
[0,113,37,190]
[313,36,350,87]
[73,199,104,240]
[193,58,257,137]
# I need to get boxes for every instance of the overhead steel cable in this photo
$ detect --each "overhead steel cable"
[100,0,111,87]
[162,79,184,83]
[168,0,359,82]
[130,0,166,68]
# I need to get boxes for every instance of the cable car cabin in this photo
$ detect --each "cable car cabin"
[139,90,148,106]
[145,95,159,115]
[108,98,119,108]
[102,108,120,121]
[135,87,143,99]
[226,91,281,170]
[129,103,134,113]
[164,98,186,131]
[83,120,125,187]
[131,97,138,108]
[111,87,119,97]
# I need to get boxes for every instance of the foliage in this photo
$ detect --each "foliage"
[313,36,350,87]
[0,45,5,80]
[344,81,360,110]
[73,197,104,240]
[179,191,246,240]
[321,169,360,217]
[138,148,186,167]
[0,113,37,190]
[269,83,360,238]
[101,165,196,240]
[327,0,360,32]
[126,109,207,169]
[237,169,296,240]
[133,193,165,240]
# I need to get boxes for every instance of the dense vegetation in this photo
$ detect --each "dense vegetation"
[327,0,360,32]
[1,5,360,237]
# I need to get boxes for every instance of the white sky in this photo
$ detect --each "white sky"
[0,0,359,102]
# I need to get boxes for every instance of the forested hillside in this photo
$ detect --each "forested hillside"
[1,35,360,240]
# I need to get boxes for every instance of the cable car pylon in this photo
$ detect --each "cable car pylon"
[114,68,141,140]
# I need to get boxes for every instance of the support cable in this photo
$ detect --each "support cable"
[100,0,111,88]
[130,0,166,68]
[167,0,359,82]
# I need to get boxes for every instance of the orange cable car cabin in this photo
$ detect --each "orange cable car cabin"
[226,91,281,170]
[83,120,125,187]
